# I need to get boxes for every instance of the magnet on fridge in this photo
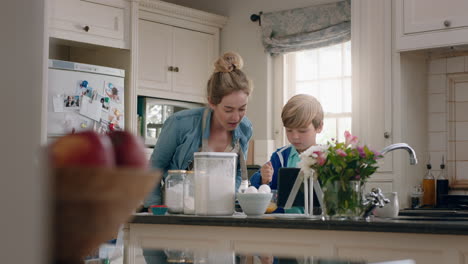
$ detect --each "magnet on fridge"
[80,122,88,129]
[109,123,115,131]
[81,80,88,88]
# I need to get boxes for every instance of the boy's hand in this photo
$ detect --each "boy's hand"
[261,161,273,184]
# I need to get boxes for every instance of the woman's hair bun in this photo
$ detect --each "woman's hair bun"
[214,52,244,73]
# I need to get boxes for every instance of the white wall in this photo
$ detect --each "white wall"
[0,1,48,264]
[426,54,468,193]
[397,53,428,206]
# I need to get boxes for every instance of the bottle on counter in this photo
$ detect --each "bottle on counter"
[436,156,449,208]
[422,163,436,207]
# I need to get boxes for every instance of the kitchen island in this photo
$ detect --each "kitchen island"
[124,214,468,264]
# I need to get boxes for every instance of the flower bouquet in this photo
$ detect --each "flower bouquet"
[299,131,382,220]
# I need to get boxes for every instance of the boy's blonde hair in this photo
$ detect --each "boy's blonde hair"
[207,52,253,105]
[281,94,324,129]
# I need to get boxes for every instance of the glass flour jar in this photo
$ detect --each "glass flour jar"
[165,170,186,214]
[183,171,195,215]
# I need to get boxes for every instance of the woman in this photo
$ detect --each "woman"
[143,51,254,208]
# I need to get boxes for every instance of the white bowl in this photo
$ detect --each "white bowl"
[237,192,272,216]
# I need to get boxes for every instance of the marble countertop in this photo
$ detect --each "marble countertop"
[129,213,468,236]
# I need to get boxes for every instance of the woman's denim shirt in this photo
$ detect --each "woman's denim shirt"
[144,107,253,207]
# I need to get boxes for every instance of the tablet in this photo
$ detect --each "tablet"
[277,168,321,209]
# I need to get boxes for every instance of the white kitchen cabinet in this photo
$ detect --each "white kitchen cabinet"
[135,2,227,104]
[125,223,468,264]
[395,0,468,51]
[137,19,215,103]
[48,0,130,49]
[352,1,394,191]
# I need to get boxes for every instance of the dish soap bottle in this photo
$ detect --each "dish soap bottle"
[422,163,436,207]
[436,156,449,208]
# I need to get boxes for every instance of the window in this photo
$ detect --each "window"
[284,41,351,144]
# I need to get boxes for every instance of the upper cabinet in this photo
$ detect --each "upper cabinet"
[136,1,227,104]
[48,0,130,49]
[138,20,215,103]
[395,0,468,51]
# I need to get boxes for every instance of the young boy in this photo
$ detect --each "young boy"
[250,94,323,191]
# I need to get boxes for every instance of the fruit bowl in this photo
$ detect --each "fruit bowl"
[52,167,157,264]
[237,192,273,216]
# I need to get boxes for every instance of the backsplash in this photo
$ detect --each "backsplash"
[427,55,468,194]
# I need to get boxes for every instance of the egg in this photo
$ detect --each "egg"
[245,186,258,193]
[258,184,271,194]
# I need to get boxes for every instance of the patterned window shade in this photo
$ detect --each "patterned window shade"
[260,0,351,55]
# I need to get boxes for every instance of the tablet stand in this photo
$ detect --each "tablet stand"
[284,169,323,216]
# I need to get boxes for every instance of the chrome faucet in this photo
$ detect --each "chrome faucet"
[362,188,390,218]
[381,143,418,165]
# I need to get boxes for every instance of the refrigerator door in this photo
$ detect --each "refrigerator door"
[47,60,125,138]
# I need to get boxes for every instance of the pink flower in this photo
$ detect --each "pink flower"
[372,150,382,159]
[357,146,366,158]
[355,175,361,180]
[336,149,347,157]
[344,131,358,146]
[317,152,327,166]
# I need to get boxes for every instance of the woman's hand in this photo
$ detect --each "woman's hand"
[261,161,273,185]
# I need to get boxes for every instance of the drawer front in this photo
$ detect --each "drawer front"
[50,0,124,41]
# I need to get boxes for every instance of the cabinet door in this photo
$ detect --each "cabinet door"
[138,19,172,92]
[172,27,215,98]
[353,0,392,172]
[403,0,468,34]
[49,0,125,43]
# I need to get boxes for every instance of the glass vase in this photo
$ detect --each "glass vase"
[322,180,363,220]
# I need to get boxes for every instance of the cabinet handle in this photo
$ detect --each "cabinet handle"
[443,20,451,27]
[173,67,179,73]
[168,66,174,72]
[83,25,90,32]
[384,132,391,139]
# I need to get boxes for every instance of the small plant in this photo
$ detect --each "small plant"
[299,131,383,219]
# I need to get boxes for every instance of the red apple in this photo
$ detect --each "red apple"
[49,131,115,168]
[108,131,149,169]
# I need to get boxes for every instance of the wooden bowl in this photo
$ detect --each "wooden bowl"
[52,167,158,264]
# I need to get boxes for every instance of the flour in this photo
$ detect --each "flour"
[184,196,195,214]
[165,183,184,213]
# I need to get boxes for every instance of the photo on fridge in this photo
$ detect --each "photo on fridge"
[63,95,80,109]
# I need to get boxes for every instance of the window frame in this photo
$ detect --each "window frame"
[274,41,353,147]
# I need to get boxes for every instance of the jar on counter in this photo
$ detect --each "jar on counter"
[184,171,195,215]
[411,185,423,209]
[165,170,186,214]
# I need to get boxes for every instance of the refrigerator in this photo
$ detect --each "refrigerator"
[47,59,125,138]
